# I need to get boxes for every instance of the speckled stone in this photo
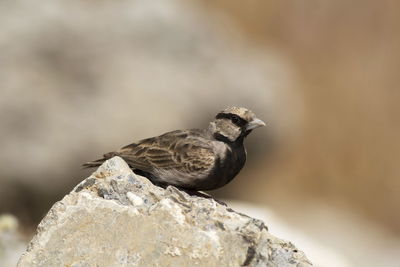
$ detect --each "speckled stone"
[18,157,312,267]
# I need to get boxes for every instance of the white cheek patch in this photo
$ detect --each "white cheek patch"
[220,125,241,142]
[215,120,241,141]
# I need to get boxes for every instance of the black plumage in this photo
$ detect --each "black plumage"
[83,107,265,190]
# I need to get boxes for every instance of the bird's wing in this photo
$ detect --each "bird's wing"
[116,130,216,175]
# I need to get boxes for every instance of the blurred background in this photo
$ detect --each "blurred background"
[1,0,399,266]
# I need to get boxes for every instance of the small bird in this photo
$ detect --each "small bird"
[83,107,265,191]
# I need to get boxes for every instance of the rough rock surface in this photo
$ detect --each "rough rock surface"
[18,157,311,267]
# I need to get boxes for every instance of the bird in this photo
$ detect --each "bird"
[83,107,265,191]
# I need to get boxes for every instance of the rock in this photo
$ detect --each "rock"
[17,157,312,267]
[0,214,27,267]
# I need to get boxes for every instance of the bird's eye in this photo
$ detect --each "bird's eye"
[231,115,240,124]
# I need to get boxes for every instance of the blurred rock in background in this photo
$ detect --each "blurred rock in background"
[1,0,399,266]
[0,214,26,267]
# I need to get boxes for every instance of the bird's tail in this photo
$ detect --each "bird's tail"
[82,152,118,168]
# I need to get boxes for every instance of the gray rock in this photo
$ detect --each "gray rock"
[17,157,312,267]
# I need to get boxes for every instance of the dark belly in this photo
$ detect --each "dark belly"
[192,146,247,191]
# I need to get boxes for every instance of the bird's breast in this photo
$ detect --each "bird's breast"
[208,144,246,189]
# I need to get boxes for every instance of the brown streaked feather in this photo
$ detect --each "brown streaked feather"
[116,130,215,175]
[83,130,216,183]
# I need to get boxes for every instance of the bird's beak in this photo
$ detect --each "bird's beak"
[246,118,266,130]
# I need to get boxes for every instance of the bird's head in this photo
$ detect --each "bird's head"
[209,107,266,143]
